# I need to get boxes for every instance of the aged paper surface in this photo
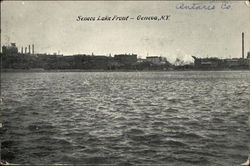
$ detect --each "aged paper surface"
[0,1,249,165]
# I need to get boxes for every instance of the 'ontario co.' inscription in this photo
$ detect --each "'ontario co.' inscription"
[76,15,171,21]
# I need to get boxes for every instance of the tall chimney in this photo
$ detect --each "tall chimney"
[242,32,244,59]
[28,45,31,54]
[32,44,34,54]
[25,47,27,54]
[21,47,23,54]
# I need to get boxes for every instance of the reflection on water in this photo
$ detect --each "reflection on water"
[0,71,249,165]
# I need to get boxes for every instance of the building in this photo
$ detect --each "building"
[73,54,113,69]
[192,32,250,70]
[192,56,222,69]
[114,54,137,65]
[192,56,250,69]
[146,56,167,65]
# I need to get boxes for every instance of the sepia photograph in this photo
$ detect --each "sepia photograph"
[0,0,250,165]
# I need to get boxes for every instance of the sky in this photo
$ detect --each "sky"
[1,1,249,63]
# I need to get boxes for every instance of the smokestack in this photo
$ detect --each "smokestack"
[25,47,27,54]
[32,44,34,54]
[21,47,23,54]
[28,45,31,54]
[242,32,244,59]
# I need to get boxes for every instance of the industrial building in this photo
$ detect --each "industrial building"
[192,32,250,70]
[73,54,113,70]
[192,57,250,69]
[114,54,137,65]
[146,56,167,65]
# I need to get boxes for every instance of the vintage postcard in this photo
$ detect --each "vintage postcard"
[0,0,249,166]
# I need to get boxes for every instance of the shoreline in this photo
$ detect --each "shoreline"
[1,68,250,73]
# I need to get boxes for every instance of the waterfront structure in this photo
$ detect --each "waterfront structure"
[192,32,250,70]
[192,56,250,69]
[114,54,137,65]
[73,54,113,70]
[146,56,167,65]
[192,57,221,69]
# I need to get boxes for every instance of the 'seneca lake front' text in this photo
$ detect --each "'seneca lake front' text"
[76,15,171,21]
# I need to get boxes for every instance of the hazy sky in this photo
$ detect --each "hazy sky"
[1,1,249,62]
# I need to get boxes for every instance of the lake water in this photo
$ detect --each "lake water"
[1,71,249,165]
